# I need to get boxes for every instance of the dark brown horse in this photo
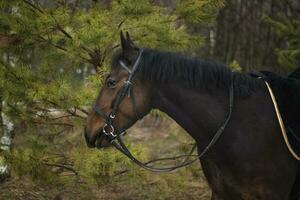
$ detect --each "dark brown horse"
[84,32,300,200]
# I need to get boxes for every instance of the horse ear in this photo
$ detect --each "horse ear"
[120,31,127,50]
[126,31,134,45]
[120,31,138,59]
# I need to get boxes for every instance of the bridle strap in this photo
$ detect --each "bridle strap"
[93,49,144,140]
[129,87,141,120]
[93,103,109,121]
[119,61,132,73]
[109,78,234,172]
[112,137,198,172]
[110,49,144,119]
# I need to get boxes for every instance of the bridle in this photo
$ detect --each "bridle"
[92,48,234,172]
[93,50,144,140]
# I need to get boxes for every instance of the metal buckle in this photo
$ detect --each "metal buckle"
[124,80,132,86]
[102,124,116,138]
[109,114,116,119]
[119,131,126,136]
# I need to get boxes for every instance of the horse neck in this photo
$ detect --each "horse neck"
[152,83,230,147]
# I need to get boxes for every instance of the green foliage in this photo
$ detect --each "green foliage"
[0,1,219,198]
[72,143,148,186]
[176,0,224,25]
[5,128,149,187]
[264,15,300,70]
[0,0,222,127]
[114,0,155,16]
[229,59,242,71]
[2,121,207,199]
[5,138,60,185]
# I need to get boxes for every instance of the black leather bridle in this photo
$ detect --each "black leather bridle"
[93,48,235,172]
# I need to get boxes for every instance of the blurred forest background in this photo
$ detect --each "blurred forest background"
[0,0,299,199]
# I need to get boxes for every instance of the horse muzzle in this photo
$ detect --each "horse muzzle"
[84,127,111,148]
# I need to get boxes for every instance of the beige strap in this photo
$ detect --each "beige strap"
[264,81,300,161]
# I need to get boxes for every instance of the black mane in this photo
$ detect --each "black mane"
[112,48,264,97]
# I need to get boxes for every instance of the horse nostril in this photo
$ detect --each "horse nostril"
[84,128,96,148]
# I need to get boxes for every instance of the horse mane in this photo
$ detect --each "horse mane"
[112,48,265,97]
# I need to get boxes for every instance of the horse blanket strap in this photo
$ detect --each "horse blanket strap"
[264,81,300,161]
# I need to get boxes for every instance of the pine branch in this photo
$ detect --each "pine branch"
[22,0,44,14]
[0,59,29,86]
[46,100,88,119]
[74,106,89,115]
[65,108,87,120]
[36,36,68,51]
[0,34,22,47]
[9,1,104,72]
[6,103,75,127]
[56,25,73,39]
[49,13,73,39]
[80,45,103,71]
[127,17,182,30]
[31,120,74,127]
[42,161,78,175]
[118,19,126,29]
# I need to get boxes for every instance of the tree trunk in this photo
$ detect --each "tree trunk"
[213,0,300,73]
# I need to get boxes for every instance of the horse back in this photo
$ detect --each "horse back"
[289,68,300,80]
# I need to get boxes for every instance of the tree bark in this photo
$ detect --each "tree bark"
[212,0,300,73]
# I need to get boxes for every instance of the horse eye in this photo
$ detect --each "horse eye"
[106,79,116,88]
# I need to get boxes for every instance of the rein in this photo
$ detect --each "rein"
[93,49,235,172]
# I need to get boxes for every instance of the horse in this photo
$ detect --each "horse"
[84,32,300,200]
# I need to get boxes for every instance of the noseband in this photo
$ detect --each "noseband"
[93,49,234,172]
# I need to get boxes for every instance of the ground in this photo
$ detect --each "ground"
[0,115,210,200]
